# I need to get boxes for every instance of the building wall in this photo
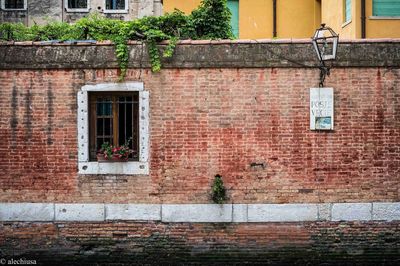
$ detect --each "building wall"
[0,0,162,26]
[365,0,400,38]
[1,221,399,264]
[163,0,321,39]
[0,40,399,204]
[321,0,400,39]
[0,40,399,263]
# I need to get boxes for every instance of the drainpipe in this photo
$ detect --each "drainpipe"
[361,0,366,38]
[273,0,277,38]
[62,0,64,22]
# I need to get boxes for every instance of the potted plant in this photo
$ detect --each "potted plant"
[97,138,133,162]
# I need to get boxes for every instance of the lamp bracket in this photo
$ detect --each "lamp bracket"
[319,63,330,87]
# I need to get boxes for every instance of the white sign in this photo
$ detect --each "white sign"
[310,87,334,130]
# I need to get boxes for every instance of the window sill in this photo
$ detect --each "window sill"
[103,9,129,14]
[1,8,27,11]
[78,161,149,175]
[65,8,90,13]
[369,16,400,20]
[342,20,352,28]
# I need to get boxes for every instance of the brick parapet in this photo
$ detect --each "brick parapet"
[0,39,399,69]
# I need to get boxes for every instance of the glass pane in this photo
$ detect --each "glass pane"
[5,0,24,9]
[106,0,125,10]
[104,118,112,135]
[97,118,103,135]
[97,102,112,116]
[345,0,352,22]
[68,0,88,9]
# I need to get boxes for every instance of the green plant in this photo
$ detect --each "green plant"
[211,174,227,204]
[0,0,234,79]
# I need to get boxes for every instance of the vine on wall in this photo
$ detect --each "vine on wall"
[0,0,234,79]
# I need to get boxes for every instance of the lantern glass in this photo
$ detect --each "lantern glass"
[312,24,339,62]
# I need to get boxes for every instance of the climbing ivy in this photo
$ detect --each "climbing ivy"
[0,0,234,79]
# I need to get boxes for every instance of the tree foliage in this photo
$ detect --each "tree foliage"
[0,0,233,79]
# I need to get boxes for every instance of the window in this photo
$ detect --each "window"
[227,0,239,38]
[65,0,90,12]
[104,0,128,13]
[78,83,149,175]
[344,0,351,23]
[2,0,26,10]
[373,0,400,16]
[89,92,139,161]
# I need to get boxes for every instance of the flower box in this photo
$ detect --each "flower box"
[96,154,129,162]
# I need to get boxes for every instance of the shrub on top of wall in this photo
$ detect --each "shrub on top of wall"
[0,0,234,79]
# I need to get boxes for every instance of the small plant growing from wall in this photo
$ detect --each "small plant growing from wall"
[211,174,227,204]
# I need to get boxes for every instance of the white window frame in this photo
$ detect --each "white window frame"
[77,82,149,175]
[1,0,27,11]
[65,0,90,13]
[103,0,129,14]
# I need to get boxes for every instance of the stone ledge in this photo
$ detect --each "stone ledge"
[1,202,399,222]
[0,41,399,69]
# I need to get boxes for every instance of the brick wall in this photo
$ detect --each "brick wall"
[0,40,399,263]
[1,221,399,264]
[0,67,399,203]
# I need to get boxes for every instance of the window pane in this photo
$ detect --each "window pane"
[345,0,351,22]
[96,101,112,116]
[104,118,112,136]
[97,118,104,135]
[5,0,24,9]
[106,0,125,10]
[68,0,88,9]
[373,0,400,16]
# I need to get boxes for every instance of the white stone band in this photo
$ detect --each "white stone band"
[0,203,399,222]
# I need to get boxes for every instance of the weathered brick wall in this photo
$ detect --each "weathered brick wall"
[1,221,399,265]
[0,66,399,203]
[0,40,399,263]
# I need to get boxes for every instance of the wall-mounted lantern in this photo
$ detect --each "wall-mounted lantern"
[310,24,338,131]
[311,23,339,87]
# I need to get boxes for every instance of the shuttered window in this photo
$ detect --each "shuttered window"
[373,0,400,16]
[227,0,239,38]
[345,0,352,22]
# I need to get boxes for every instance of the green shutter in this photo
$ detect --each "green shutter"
[373,0,400,16]
[345,0,352,22]
[227,0,239,38]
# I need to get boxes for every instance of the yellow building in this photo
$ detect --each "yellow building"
[322,0,400,39]
[163,0,400,39]
[163,0,322,39]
